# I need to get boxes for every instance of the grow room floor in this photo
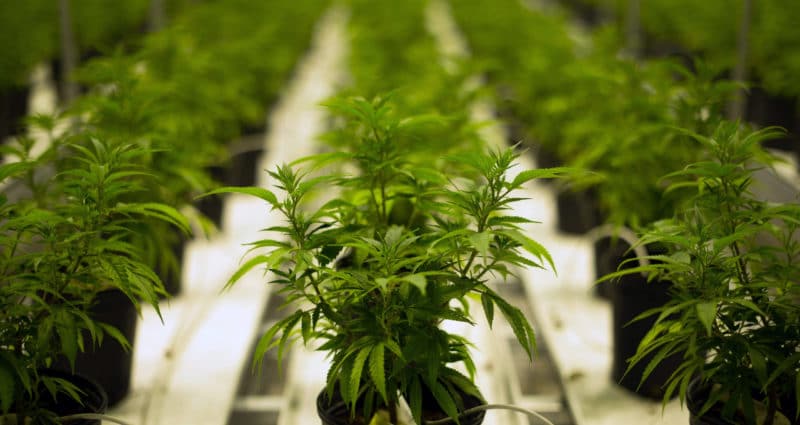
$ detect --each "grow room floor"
[17,2,794,425]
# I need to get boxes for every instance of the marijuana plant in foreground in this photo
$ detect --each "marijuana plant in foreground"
[208,96,563,424]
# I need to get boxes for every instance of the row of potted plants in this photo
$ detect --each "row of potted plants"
[0,0,162,141]
[0,0,331,422]
[207,1,569,424]
[451,0,799,424]
[556,0,800,154]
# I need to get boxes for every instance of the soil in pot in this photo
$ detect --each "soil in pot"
[687,378,793,425]
[54,289,138,407]
[610,246,681,400]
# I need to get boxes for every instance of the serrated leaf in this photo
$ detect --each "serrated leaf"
[199,186,279,207]
[492,293,536,359]
[695,302,716,336]
[511,167,572,187]
[118,202,191,235]
[56,312,78,369]
[729,299,767,318]
[369,344,386,403]
[749,346,767,385]
[409,377,422,425]
[502,229,555,273]
[0,161,32,183]
[301,312,311,345]
[428,379,459,423]
[97,323,131,352]
[468,231,490,259]
[400,274,427,296]
[480,293,494,327]
[225,249,287,290]
[350,347,371,405]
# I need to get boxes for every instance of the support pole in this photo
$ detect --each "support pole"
[728,0,753,120]
[58,0,79,104]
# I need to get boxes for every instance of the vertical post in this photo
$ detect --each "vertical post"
[148,0,166,32]
[625,0,641,58]
[58,0,79,104]
[728,0,752,121]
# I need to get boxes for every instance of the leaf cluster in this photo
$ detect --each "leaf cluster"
[603,122,800,425]
[0,130,189,422]
[213,95,556,424]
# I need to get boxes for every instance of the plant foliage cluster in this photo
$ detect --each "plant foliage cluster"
[213,95,561,424]
[0,1,330,422]
[603,122,800,425]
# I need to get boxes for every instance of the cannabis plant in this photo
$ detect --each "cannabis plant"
[0,129,189,423]
[604,122,800,425]
[210,96,559,424]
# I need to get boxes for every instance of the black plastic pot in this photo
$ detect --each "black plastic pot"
[419,384,485,425]
[0,84,30,143]
[316,386,485,425]
[686,379,733,425]
[36,369,108,425]
[195,165,228,228]
[58,290,138,407]
[609,245,681,400]
[593,236,631,300]
[225,134,266,187]
[556,188,602,235]
[533,145,564,171]
[745,86,799,155]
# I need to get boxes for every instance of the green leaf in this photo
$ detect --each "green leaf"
[511,167,572,187]
[199,186,279,207]
[0,161,32,183]
[695,302,716,336]
[369,344,387,403]
[502,229,555,273]
[400,274,427,296]
[491,292,536,359]
[225,249,287,290]
[97,322,131,352]
[729,299,767,318]
[749,346,767,385]
[301,312,311,345]
[409,377,422,425]
[468,231,490,259]
[428,379,459,424]
[350,346,372,404]
[480,293,494,327]
[56,312,78,369]
[118,202,191,235]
